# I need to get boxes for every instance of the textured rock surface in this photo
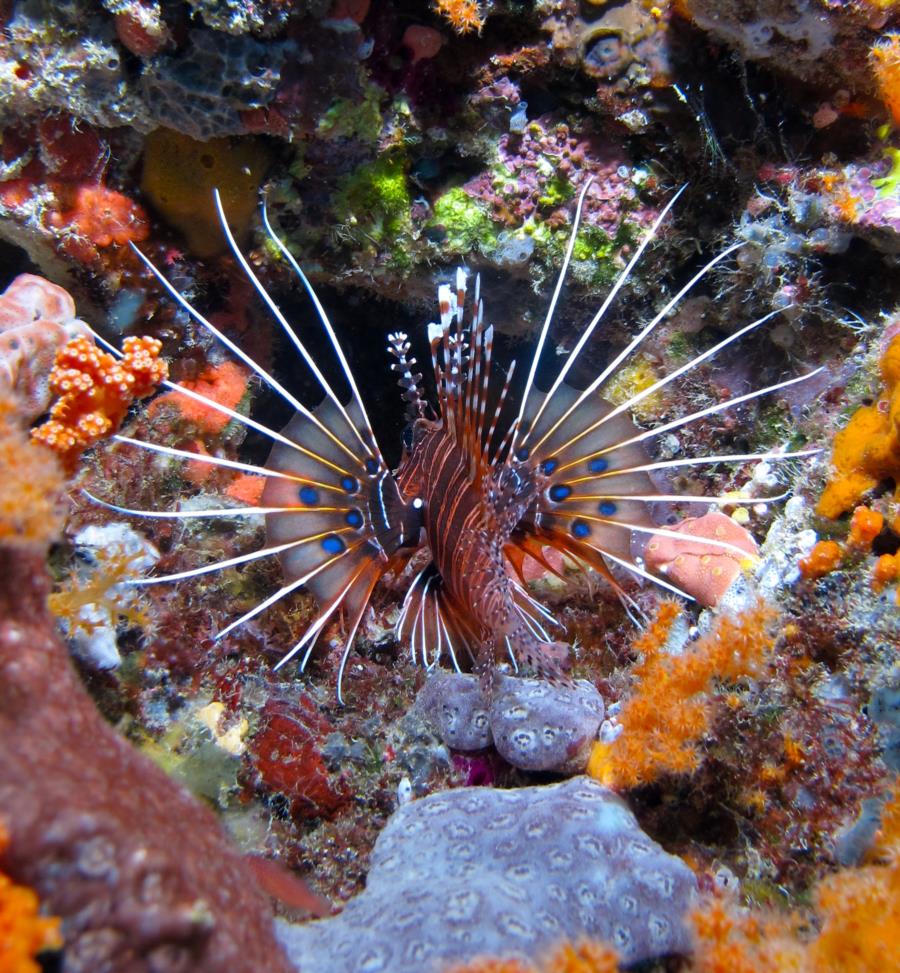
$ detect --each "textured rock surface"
[417,672,605,773]
[417,671,493,751]
[276,777,697,972]
[0,547,292,973]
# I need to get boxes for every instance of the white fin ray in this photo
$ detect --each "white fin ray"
[557,369,824,474]
[571,448,821,482]
[516,184,688,450]
[262,201,383,468]
[215,537,367,641]
[541,307,787,460]
[113,434,351,483]
[526,241,746,454]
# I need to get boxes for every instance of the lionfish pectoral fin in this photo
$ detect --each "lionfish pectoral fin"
[510,383,702,602]
[261,392,425,700]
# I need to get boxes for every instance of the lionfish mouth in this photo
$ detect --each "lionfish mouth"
[85,183,820,703]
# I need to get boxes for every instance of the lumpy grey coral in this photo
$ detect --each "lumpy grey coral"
[140,29,293,140]
[417,672,605,773]
[275,777,697,971]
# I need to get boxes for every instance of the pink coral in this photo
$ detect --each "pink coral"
[0,274,92,422]
[643,511,758,607]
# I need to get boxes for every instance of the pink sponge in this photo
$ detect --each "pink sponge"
[0,274,92,421]
[644,511,758,607]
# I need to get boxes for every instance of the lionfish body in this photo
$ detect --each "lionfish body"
[93,187,820,702]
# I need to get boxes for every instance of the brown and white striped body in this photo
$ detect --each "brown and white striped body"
[97,186,819,702]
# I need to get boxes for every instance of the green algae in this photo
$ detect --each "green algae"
[333,154,412,252]
[317,84,385,143]
[429,187,498,255]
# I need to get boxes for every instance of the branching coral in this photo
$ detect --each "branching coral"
[817,334,900,518]
[587,600,777,789]
[0,822,62,973]
[31,333,167,472]
[0,392,65,551]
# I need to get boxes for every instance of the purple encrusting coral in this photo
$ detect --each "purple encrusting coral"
[275,778,698,972]
[418,672,605,774]
[461,117,654,240]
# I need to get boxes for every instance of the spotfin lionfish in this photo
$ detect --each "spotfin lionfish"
[88,183,820,703]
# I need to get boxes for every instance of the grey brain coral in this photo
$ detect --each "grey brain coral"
[275,777,697,972]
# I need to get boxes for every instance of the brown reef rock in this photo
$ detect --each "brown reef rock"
[0,545,292,973]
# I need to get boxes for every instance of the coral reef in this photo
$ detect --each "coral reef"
[0,541,293,973]
[2,1,900,971]
[275,778,698,972]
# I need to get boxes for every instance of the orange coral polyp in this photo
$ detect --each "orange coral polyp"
[32,334,167,472]
[433,0,484,34]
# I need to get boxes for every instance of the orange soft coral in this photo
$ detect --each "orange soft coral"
[0,392,65,550]
[690,896,806,973]
[689,785,900,973]
[31,334,168,472]
[808,785,900,973]
[0,821,62,973]
[817,334,900,518]
[587,601,776,790]
[445,939,619,973]
[871,32,900,126]
[433,0,484,34]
